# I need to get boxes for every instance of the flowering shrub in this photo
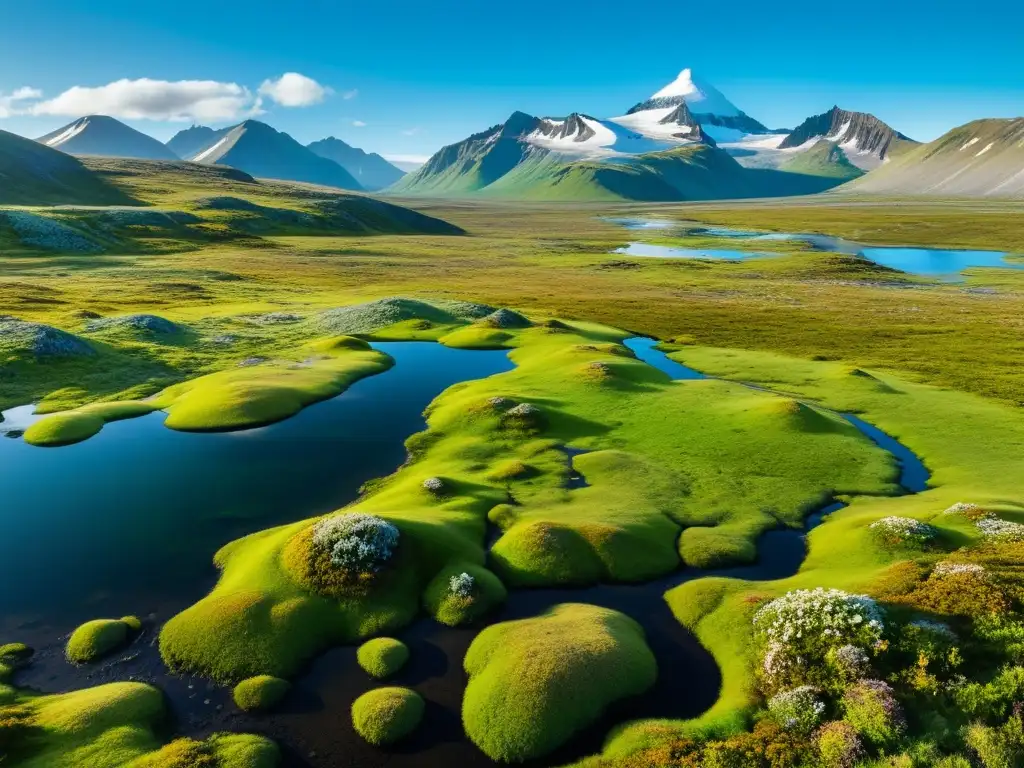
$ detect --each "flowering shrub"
[312,514,399,573]
[932,561,986,578]
[767,686,826,733]
[753,588,884,691]
[841,679,905,747]
[449,572,475,598]
[827,644,871,683]
[943,502,988,520]
[422,477,446,494]
[868,516,939,548]
[976,517,1024,542]
[815,721,865,768]
[506,403,540,418]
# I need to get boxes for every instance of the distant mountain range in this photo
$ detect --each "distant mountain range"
[307,138,405,191]
[5,69,1022,202]
[31,115,405,193]
[390,69,923,201]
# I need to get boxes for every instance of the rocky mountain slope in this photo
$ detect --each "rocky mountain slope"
[306,137,405,191]
[0,129,137,205]
[181,120,362,190]
[37,115,179,161]
[847,118,1024,198]
[778,106,917,169]
[165,126,228,160]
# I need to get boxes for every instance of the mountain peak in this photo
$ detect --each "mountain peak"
[36,115,179,161]
[651,68,697,100]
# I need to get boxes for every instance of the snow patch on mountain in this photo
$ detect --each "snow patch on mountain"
[43,119,89,148]
[526,114,691,159]
[648,68,742,117]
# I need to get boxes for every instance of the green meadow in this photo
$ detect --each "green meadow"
[3,160,1024,767]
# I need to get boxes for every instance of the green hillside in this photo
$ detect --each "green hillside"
[848,118,1024,198]
[779,140,864,180]
[480,145,755,202]
[0,129,137,206]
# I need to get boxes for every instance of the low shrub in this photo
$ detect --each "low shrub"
[311,513,400,573]
[232,675,290,712]
[423,563,507,626]
[766,686,825,733]
[869,516,940,549]
[357,638,409,679]
[753,588,884,692]
[841,679,905,747]
[815,721,865,768]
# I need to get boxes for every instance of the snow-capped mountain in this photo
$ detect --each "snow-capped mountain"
[620,69,770,141]
[37,116,178,161]
[778,106,917,170]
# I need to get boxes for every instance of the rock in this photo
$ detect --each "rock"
[86,314,182,335]
[0,317,95,358]
[480,308,532,329]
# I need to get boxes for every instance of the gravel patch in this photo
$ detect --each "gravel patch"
[1,210,102,253]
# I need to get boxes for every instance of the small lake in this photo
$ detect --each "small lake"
[613,242,776,261]
[607,218,1023,279]
[0,342,514,633]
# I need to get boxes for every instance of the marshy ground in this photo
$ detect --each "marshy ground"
[2,167,1024,768]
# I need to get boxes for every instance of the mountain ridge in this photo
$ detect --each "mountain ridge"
[37,116,179,161]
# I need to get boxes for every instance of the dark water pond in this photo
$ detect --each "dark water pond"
[5,337,931,768]
[0,342,514,632]
[606,218,1022,279]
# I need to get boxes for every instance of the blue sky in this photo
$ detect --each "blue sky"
[1,0,1021,163]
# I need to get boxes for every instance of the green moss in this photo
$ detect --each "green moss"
[66,617,140,664]
[24,401,155,446]
[23,337,391,444]
[232,675,291,712]
[462,603,657,762]
[351,687,424,746]
[423,562,507,626]
[0,680,280,767]
[0,642,33,662]
[356,638,409,679]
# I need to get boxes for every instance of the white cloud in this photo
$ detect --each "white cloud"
[341,89,359,100]
[28,78,253,121]
[351,120,367,127]
[0,86,43,118]
[401,127,421,136]
[258,72,330,107]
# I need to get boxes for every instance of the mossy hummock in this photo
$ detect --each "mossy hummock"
[65,617,141,664]
[232,675,291,712]
[351,687,424,746]
[356,638,410,679]
[462,603,657,761]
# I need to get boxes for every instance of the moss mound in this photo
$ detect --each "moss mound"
[479,308,531,329]
[0,317,94,359]
[65,617,140,663]
[351,687,424,746]
[232,675,291,712]
[0,643,33,663]
[462,603,657,761]
[312,297,493,336]
[423,563,507,626]
[356,638,409,679]
[24,401,155,447]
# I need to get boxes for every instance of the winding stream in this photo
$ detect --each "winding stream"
[5,337,931,768]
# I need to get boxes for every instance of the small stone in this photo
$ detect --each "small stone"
[422,477,446,494]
